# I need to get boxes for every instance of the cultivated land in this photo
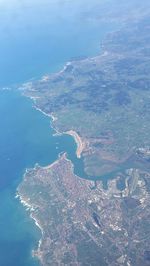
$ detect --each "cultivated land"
[18,2,150,265]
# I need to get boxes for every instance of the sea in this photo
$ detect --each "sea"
[0,1,116,265]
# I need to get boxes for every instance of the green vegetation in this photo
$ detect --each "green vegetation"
[22,16,150,177]
[17,4,150,266]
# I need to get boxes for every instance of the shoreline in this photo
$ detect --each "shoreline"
[16,191,44,259]
[29,100,85,159]
[16,193,44,235]
[17,152,76,263]
[16,94,86,259]
[14,23,114,263]
[33,105,58,122]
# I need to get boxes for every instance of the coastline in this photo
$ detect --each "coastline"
[15,22,117,263]
[16,191,44,261]
[16,89,86,261]
[17,152,76,263]
[16,166,44,258]
[33,105,58,122]
[16,193,44,235]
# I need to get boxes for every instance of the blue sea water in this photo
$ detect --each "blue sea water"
[0,0,114,88]
[0,90,77,266]
[0,1,116,265]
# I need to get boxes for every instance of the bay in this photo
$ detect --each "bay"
[0,0,116,265]
[0,89,77,266]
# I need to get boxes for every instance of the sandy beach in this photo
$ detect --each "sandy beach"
[65,130,85,158]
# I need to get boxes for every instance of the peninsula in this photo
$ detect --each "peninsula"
[18,153,150,265]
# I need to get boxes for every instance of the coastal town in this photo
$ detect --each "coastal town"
[18,152,150,266]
